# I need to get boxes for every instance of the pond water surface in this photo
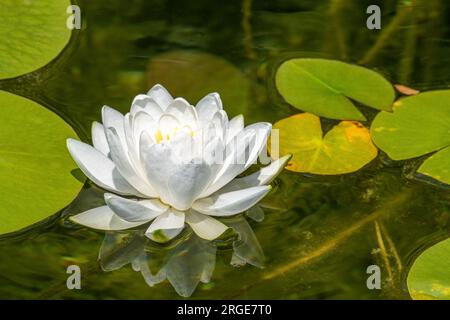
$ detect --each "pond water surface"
[0,0,449,299]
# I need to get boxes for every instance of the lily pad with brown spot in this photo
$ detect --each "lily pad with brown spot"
[272,113,377,175]
[407,238,450,300]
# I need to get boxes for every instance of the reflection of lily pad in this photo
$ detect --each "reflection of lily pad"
[371,90,450,185]
[147,51,249,117]
[275,58,395,121]
[272,113,377,174]
[0,0,72,79]
[0,91,82,235]
[407,238,450,300]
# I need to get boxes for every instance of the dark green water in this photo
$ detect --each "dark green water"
[0,0,449,299]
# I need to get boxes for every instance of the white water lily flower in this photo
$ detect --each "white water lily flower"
[67,84,290,241]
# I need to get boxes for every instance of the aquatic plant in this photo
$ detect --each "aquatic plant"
[67,84,290,242]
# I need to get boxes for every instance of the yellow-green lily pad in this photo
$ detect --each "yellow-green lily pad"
[275,58,395,121]
[0,91,82,235]
[407,238,450,300]
[147,50,250,117]
[417,147,450,185]
[0,0,72,79]
[272,113,377,174]
[371,90,450,185]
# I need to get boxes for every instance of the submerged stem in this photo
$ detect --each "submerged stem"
[242,0,256,60]
[327,0,348,60]
[398,7,417,84]
[380,221,403,272]
[359,3,413,65]
[374,221,393,281]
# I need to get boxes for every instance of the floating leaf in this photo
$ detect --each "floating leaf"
[275,58,395,121]
[272,113,377,174]
[147,50,250,117]
[371,90,450,184]
[0,91,82,235]
[0,0,72,79]
[418,147,450,185]
[407,238,450,300]
[394,84,419,96]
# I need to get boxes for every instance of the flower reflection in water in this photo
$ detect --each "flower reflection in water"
[98,214,264,297]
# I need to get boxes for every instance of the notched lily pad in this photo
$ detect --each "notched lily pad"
[0,0,72,79]
[0,90,83,236]
[275,58,395,121]
[147,50,250,117]
[407,238,450,300]
[272,113,377,174]
[417,147,450,185]
[371,90,450,185]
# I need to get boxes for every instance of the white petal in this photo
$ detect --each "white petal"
[167,162,212,210]
[202,134,225,162]
[170,130,197,162]
[123,114,158,196]
[67,139,138,195]
[106,128,156,197]
[201,135,225,180]
[193,185,271,216]
[202,123,271,197]
[226,114,244,144]
[142,130,221,210]
[130,94,148,114]
[211,110,227,141]
[131,94,164,120]
[200,130,256,197]
[243,154,290,185]
[166,98,197,126]
[123,113,136,152]
[70,206,146,230]
[145,209,185,236]
[158,114,180,140]
[132,111,157,145]
[244,122,272,168]
[220,155,291,192]
[102,106,127,151]
[104,193,168,222]
[91,122,110,156]
[218,109,228,123]
[140,136,177,204]
[185,210,228,240]
[195,92,222,123]
[147,84,173,110]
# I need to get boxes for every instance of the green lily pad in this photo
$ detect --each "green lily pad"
[418,147,450,185]
[0,90,82,236]
[407,238,450,300]
[272,113,377,174]
[0,0,72,79]
[275,58,395,121]
[147,50,250,117]
[371,90,450,185]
